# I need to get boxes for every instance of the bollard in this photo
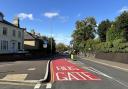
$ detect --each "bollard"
[71,54,73,60]
[71,54,76,61]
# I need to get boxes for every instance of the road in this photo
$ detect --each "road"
[0,55,128,89]
[0,59,50,89]
[49,56,128,89]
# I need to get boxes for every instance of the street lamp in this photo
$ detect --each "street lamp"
[50,19,53,54]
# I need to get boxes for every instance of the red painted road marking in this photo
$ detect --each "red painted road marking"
[52,58,101,81]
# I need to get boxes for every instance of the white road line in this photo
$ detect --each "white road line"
[34,83,41,89]
[84,67,128,88]
[2,74,28,81]
[84,67,112,79]
[27,68,36,71]
[39,60,50,82]
[114,79,128,88]
[85,58,128,71]
[46,83,52,88]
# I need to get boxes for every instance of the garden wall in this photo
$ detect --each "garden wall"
[95,53,128,64]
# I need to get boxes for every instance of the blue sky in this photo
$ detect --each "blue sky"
[0,0,128,45]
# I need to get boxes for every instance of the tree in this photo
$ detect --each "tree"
[97,19,112,42]
[56,43,68,52]
[72,17,97,51]
[115,11,128,41]
[106,25,125,41]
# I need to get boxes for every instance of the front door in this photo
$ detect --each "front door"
[12,42,16,52]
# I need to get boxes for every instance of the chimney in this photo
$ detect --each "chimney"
[30,29,35,35]
[0,12,4,21]
[13,16,20,27]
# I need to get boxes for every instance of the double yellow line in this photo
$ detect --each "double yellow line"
[50,61,54,83]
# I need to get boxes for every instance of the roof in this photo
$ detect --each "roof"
[24,31,42,40]
[0,12,4,17]
[0,20,23,29]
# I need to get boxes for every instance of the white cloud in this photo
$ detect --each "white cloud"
[44,12,59,18]
[17,13,34,20]
[119,6,128,13]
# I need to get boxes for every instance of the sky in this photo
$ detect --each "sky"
[0,0,128,45]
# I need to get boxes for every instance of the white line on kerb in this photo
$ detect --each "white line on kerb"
[34,83,41,89]
[46,83,52,88]
[39,60,50,82]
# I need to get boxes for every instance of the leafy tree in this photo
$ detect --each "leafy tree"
[56,43,68,52]
[72,17,97,51]
[97,19,112,42]
[106,25,125,41]
[115,11,128,41]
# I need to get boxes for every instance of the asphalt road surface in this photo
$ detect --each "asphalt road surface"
[48,57,128,89]
[0,59,49,89]
[0,55,128,89]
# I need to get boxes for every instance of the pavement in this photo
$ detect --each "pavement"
[48,56,128,89]
[80,56,128,72]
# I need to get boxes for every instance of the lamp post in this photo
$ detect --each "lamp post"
[44,12,59,55]
[50,19,53,54]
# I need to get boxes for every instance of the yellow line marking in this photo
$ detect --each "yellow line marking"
[50,61,54,83]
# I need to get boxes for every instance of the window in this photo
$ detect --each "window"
[3,27,7,35]
[18,31,21,38]
[1,40,8,51]
[18,42,21,50]
[13,30,16,37]
[3,41,6,50]
[1,40,2,50]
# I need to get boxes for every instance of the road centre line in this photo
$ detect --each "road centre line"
[84,67,128,88]
[84,58,128,71]
[84,67,112,79]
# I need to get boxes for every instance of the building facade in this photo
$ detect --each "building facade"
[0,12,24,54]
[24,30,43,50]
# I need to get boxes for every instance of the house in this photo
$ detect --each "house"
[24,30,56,55]
[24,30,44,51]
[0,12,24,54]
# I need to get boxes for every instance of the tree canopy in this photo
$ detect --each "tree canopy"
[97,19,112,42]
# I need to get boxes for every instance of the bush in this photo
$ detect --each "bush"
[106,25,125,41]
[94,39,128,53]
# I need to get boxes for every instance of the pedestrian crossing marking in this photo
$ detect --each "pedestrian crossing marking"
[2,74,28,81]
[27,68,36,71]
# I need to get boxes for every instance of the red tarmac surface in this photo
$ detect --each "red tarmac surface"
[51,58,101,81]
